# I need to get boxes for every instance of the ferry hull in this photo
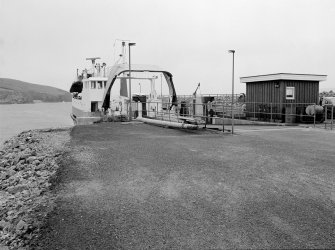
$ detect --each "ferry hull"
[71,106,102,125]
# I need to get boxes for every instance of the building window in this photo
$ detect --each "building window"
[91,81,96,89]
[286,87,295,100]
[97,81,103,89]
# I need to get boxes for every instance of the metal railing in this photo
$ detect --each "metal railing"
[324,104,334,130]
[104,99,334,132]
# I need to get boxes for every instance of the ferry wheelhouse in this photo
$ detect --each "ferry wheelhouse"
[70,57,109,124]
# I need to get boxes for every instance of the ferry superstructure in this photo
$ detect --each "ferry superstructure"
[70,57,109,124]
[69,43,178,125]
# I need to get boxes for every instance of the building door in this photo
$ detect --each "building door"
[91,102,98,112]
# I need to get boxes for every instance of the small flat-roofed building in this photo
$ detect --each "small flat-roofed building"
[240,73,327,122]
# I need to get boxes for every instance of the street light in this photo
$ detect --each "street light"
[128,42,136,121]
[160,74,163,98]
[228,50,235,134]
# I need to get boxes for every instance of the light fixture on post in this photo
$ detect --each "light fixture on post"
[128,42,136,121]
[228,50,235,134]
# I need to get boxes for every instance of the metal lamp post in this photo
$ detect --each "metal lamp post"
[128,42,136,121]
[160,74,163,98]
[228,50,235,134]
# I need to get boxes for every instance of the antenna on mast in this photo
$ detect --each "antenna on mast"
[121,41,127,64]
[86,57,101,66]
[113,39,130,63]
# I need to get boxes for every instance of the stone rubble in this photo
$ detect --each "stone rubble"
[0,129,70,249]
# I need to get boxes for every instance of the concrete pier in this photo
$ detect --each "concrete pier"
[38,123,335,249]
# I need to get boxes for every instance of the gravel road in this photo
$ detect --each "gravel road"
[36,123,335,249]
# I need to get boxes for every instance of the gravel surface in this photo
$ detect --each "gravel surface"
[36,123,335,249]
[0,129,70,250]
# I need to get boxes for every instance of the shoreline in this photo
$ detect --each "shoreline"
[0,127,72,249]
[0,101,72,105]
[0,102,73,145]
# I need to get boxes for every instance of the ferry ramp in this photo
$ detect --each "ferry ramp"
[37,122,335,249]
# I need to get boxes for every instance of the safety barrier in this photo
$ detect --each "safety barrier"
[105,98,334,133]
[324,104,334,130]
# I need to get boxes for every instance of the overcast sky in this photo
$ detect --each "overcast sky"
[0,0,334,95]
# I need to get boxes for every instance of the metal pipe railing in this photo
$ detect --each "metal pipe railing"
[117,100,332,131]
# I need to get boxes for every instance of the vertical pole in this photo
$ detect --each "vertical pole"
[254,102,255,119]
[331,106,334,130]
[204,103,207,128]
[313,103,316,128]
[231,52,235,134]
[128,43,136,121]
[291,102,293,124]
[176,103,178,123]
[222,101,225,132]
[192,98,195,118]
[324,105,331,129]
[270,103,273,121]
[128,46,132,121]
[169,103,171,122]
[161,74,163,98]
[326,105,329,129]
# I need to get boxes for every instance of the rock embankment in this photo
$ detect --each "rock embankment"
[0,129,70,249]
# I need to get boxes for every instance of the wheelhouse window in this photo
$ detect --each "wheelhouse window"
[97,81,103,89]
[91,81,96,89]
[103,81,107,88]
[286,87,295,100]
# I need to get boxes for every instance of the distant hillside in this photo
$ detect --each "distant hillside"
[0,78,72,104]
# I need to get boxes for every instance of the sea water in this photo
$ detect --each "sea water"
[0,102,73,145]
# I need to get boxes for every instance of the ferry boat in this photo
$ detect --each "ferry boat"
[69,43,178,125]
